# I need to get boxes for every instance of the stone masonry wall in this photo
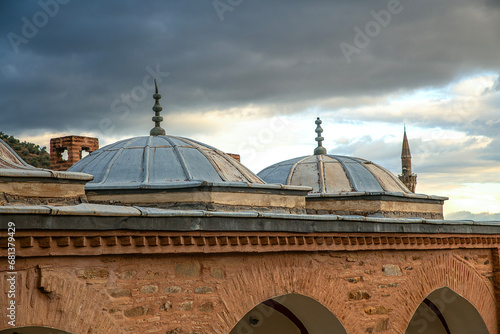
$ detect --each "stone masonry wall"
[0,248,496,334]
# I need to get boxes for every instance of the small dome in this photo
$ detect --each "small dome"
[0,138,30,169]
[0,137,91,181]
[68,135,264,190]
[0,138,92,205]
[258,154,412,195]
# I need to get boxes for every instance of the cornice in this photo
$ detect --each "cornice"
[1,230,499,257]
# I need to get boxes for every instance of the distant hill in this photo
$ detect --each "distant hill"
[0,132,50,168]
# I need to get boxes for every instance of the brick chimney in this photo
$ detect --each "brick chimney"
[50,136,99,171]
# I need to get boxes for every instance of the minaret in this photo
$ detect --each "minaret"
[150,79,166,136]
[398,126,417,192]
[314,117,327,155]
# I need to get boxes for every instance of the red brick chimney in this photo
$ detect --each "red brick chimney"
[50,136,99,171]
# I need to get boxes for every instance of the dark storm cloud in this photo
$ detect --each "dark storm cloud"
[1,0,500,137]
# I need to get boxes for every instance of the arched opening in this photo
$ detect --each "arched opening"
[229,293,347,334]
[405,287,489,334]
[0,326,71,334]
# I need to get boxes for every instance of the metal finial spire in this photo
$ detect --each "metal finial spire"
[150,79,166,136]
[314,117,327,155]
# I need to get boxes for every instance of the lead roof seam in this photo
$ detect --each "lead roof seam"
[286,156,310,185]
[71,146,102,171]
[143,136,152,185]
[318,154,326,193]
[332,156,357,192]
[164,136,194,181]
[372,161,410,194]
[0,158,27,169]
[257,163,283,180]
[182,137,262,183]
[341,156,384,193]
[356,159,391,192]
[99,138,136,185]
[224,156,265,183]
[0,138,31,167]
[208,145,262,183]
[179,137,229,182]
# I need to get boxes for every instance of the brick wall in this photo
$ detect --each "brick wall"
[1,248,496,334]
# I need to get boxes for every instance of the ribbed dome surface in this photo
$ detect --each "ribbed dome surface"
[0,138,91,181]
[68,135,264,190]
[258,154,412,195]
[0,138,33,169]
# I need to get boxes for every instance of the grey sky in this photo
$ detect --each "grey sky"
[1,0,499,217]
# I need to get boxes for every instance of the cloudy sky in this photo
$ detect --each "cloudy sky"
[1,0,500,219]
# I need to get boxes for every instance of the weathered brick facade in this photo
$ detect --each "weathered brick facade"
[49,136,98,171]
[1,228,498,334]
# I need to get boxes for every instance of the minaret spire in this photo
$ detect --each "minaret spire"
[401,126,411,173]
[314,117,327,155]
[398,126,417,192]
[150,79,166,136]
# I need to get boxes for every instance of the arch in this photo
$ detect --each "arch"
[405,287,488,334]
[0,270,123,334]
[393,254,497,334]
[215,255,358,333]
[0,326,71,334]
[229,293,348,334]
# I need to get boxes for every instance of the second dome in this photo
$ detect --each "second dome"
[258,154,411,195]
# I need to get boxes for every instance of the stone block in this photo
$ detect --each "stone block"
[199,302,214,312]
[382,264,402,276]
[77,268,109,279]
[166,329,180,334]
[364,306,391,315]
[175,262,201,278]
[141,285,159,294]
[376,318,389,332]
[346,276,363,283]
[178,301,193,311]
[160,301,172,311]
[124,306,148,318]
[108,288,131,298]
[194,286,213,294]
[118,270,136,279]
[164,286,182,294]
[348,290,371,300]
[211,268,224,279]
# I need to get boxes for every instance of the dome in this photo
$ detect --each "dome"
[0,137,91,181]
[258,154,412,196]
[0,138,31,169]
[257,117,447,219]
[68,135,264,190]
[67,82,310,213]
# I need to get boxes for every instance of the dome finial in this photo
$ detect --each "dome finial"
[314,117,327,155]
[150,79,166,136]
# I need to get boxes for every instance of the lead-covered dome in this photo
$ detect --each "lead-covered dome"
[257,117,447,219]
[69,135,264,190]
[67,82,310,213]
[258,154,412,196]
[0,138,92,205]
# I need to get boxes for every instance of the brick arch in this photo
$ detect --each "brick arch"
[214,255,359,334]
[392,254,497,334]
[0,269,123,334]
